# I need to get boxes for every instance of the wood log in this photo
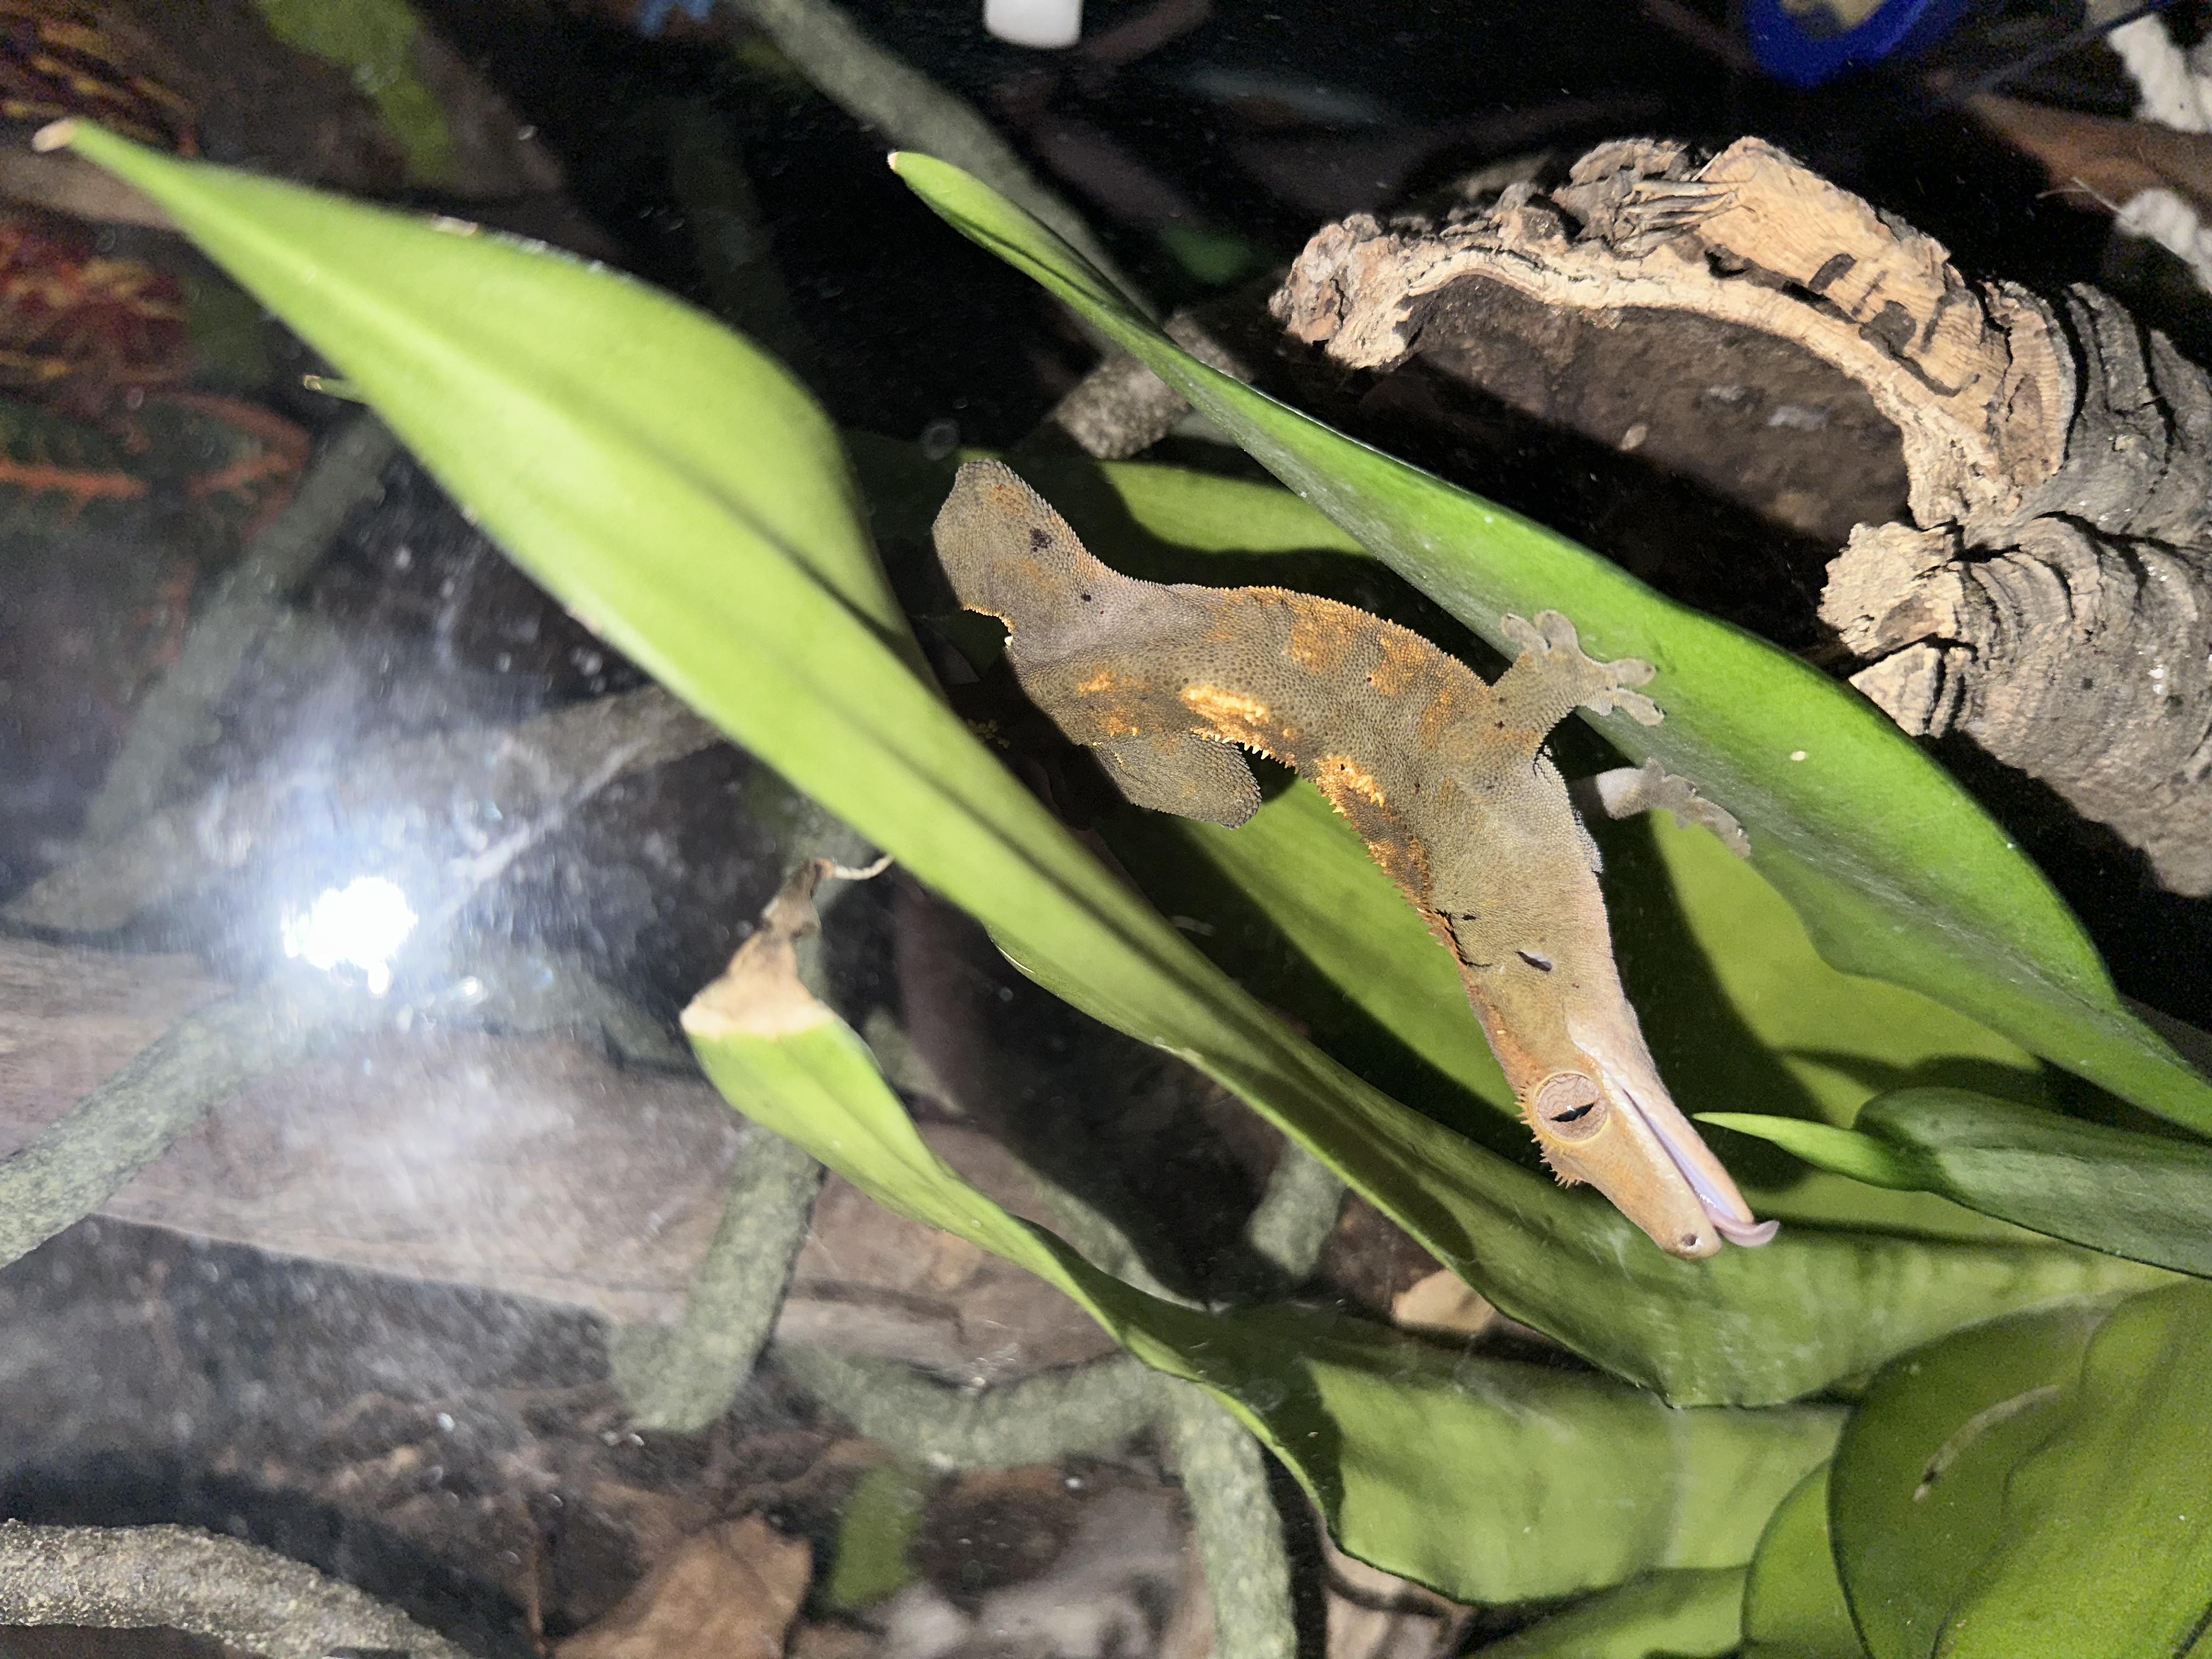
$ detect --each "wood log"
[0,939,1115,1381]
[1271,138,2212,894]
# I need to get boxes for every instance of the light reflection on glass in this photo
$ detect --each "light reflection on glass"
[279,875,419,997]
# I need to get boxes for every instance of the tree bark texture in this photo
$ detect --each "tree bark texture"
[1270,137,2212,895]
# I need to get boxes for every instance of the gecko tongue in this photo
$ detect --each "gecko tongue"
[1710,1210,1781,1247]
[1622,1085,1780,1249]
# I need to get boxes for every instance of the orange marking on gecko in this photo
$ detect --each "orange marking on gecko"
[1181,683,1270,726]
[1418,681,1465,747]
[1315,752,1387,808]
[1364,628,1430,696]
[1285,595,1358,671]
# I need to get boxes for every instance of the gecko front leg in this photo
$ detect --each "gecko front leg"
[1497,613,1752,856]
[1492,610,1661,741]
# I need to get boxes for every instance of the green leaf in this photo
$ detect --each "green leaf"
[1698,1114,1924,1191]
[1473,1569,1747,1659]
[249,0,458,188]
[1833,1288,2212,1658]
[60,126,2167,1407]
[681,952,1840,1604]
[1706,1088,2212,1276]
[1830,1304,2111,1659]
[890,151,2212,1138]
[1740,1466,1865,1659]
[1932,1283,2212,1658]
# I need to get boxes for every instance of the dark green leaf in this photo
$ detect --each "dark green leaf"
[1935,1283,2212,1657]
[1740,1465,1864,1659]
[1830,1303,2109,1659]
[1707,1087,2212,1275]
[682,955,1842,1603]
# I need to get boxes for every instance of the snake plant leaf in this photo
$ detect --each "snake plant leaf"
[1926,1283,2212,1658]
[56,123,2165,1408]
[890,152,2212,1139]
[1705,1087,2212,1275]
[680,907,1841,1603]
[1829,1303,2111,1659]
[1740,1466,1865,1659]
[1833,1288,2212,1659]
[1472,1568,1747,1659]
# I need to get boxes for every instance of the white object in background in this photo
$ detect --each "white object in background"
[2117,188,2212,290]
[985,0,1081,49]
[2109,11,2212,132]
[2107,12,2212,292]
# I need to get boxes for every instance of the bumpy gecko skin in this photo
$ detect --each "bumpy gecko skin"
[933,459,1775,1261]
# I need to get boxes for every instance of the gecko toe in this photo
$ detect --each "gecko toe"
[1606,654,1655,689]
[1682,797,1752,856]
[1535,610,1582,652]
[1605,688,1663,725]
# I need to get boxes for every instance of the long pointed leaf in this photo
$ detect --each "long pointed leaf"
[1706,1089,2212,1276]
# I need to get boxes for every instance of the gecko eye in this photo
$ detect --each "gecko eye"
[1532,1072,1607,1142]
[1516,949,1553,972]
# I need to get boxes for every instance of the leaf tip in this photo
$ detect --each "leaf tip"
[682,936,834,1042]
[31,119,78,153]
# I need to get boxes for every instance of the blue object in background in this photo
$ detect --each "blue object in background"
[1745,0,1976,88]
[633,0,717,37]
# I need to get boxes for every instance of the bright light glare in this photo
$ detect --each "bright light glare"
[281,876,418,996]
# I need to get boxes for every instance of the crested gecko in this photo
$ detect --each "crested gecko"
[932,459,1776,1261]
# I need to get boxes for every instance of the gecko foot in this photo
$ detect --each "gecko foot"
[1585,760,1752,857]
[1500,611,1662,725]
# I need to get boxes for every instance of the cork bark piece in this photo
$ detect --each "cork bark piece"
[1271,137,2212,895]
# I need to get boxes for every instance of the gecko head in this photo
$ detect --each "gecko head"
[1525,1011,1778,1261]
